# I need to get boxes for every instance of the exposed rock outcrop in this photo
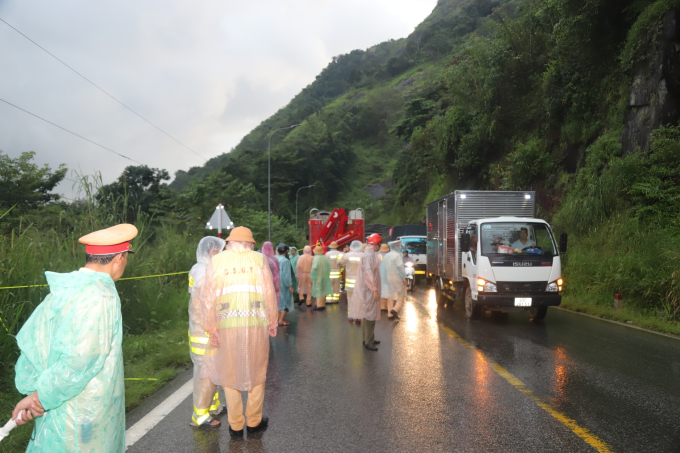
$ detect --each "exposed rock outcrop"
[365,181,393,200]
[621,8,680,154]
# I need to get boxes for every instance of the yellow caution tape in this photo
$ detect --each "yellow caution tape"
[0,271,189,290]
[124,378,159,381]
[118,271,189,281]
[0,315,8,332]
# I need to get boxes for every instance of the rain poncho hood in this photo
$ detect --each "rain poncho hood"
[262,242,281,301]
[310,253,332,298]
[380,249,407,301]
[350,245,382,321]
[15,270,125,452]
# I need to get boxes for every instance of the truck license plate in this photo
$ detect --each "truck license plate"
[514,298,532,307]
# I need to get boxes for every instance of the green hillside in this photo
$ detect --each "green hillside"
[169,0,508,221]
[164,0,680,323]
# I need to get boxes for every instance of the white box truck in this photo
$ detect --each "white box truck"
[426,191,567,321]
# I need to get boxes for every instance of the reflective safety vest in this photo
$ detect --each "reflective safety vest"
[210,250,270,329]
[326,250,344,278]
[342,253,363,289]
[188,330,214,356]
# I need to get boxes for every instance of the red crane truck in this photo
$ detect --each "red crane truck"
[308,208,365,249]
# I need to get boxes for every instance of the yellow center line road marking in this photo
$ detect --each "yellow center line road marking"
[413,303,614,453]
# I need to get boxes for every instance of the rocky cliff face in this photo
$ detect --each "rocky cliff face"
[621,8,680,154]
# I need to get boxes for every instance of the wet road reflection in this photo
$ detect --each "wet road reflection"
[425,287,680,453]
[127,286,680,453]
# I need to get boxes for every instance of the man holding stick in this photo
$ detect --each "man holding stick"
[12,224,137,452]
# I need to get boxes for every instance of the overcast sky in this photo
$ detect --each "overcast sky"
[0,0,437,200]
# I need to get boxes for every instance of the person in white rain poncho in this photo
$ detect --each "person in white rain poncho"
[350,234,383,351]
[339,240,364,324]
[12,224,137,453]
[381,240,407,321]
[188,236,226,427]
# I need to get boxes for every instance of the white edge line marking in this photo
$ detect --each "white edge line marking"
[553,306,680,340]
[125,379,193,449]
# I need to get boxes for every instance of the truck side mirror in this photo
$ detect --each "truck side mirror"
[461,233,470,253]
[559,233,568,254]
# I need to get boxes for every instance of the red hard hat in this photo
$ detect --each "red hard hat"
[367,233,382,245]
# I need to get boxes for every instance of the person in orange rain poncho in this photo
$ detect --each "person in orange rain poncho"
[199,227,278,439]
[295,246,314,307]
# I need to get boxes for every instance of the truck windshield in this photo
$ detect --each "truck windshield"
[480,222,557,256]
[401,238,427,255]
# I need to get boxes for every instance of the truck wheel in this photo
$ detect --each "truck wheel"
[453,284,464,303]
[530,306,548,322]
[435,280,445,306]
[464,287,481,320]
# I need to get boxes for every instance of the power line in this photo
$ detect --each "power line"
[0,97,143,165]
[0,17,208,163]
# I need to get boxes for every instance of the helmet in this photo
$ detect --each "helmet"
[367,233,382,245]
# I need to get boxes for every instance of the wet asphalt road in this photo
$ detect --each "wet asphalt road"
[126,287,680,453]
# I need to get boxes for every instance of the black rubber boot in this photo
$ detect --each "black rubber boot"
[246,416,269,434]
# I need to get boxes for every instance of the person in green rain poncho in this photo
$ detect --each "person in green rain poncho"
[289,246,299,292]
[12,224,137,453]
[310,245,332,311]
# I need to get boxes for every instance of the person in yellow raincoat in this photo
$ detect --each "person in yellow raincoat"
[199,226,278,439]
[12,224,137,452]
[325,241,343,304]
[188,236,226,427]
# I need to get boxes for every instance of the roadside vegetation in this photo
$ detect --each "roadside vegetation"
[0,162,294,451]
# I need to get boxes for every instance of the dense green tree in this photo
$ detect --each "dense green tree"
[0,151,66,211]
[97,165,170,222]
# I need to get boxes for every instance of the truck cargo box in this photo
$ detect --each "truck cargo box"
[427,191,535,282]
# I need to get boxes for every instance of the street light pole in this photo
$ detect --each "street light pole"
[296,185,314,235]
[268,124,301,242]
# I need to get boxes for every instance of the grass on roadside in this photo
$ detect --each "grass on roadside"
[560,293,680,337]
[0,323,192,453]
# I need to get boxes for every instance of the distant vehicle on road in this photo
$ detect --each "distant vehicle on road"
[426,191,567,321]
[391,225,427,283]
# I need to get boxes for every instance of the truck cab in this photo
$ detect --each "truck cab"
[397,235,427,281]
[460,217,564,320]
